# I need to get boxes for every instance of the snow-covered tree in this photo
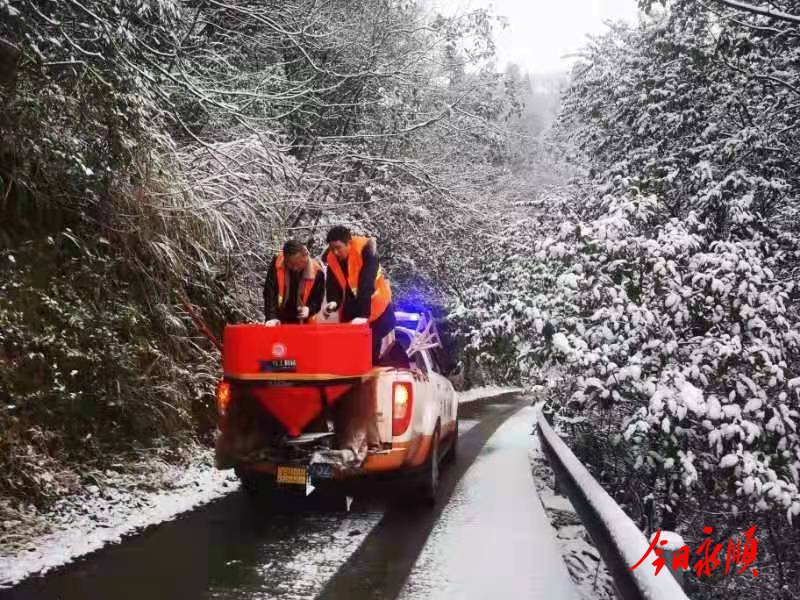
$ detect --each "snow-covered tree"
[534,4,800,596]
[0,0,521,507]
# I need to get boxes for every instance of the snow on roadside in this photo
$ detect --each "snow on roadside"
[536,418,689,600]
[529,424,616,600]
[457,385,523,405]
[0,447,238,589]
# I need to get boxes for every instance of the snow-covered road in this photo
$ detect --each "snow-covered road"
[5,391,577,600]
[398,405,577,600]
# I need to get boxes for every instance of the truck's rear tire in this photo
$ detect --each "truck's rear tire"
[235,466,274,497]
[443,418,458,465]
[420,427,440,505]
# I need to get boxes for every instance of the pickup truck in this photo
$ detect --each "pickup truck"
[214,311,458,503]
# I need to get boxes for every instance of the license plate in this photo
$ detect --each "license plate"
[259,359,297,373]
[309,463,335,479]
[276,465,307,486]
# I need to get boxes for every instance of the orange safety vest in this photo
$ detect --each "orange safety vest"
[275,253,321,322]
[325,236,392,323]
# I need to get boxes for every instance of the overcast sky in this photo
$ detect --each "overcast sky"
[433,0,640,74]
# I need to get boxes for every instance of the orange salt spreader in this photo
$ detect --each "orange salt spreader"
[222,323,373,437]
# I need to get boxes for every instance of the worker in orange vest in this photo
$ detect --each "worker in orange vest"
[263,240,325,325]
[323,226,397,363]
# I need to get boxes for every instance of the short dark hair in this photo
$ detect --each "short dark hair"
[326,226,352,244]
[282,239,306,257]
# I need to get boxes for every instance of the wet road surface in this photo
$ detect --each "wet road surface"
[4,394,576,600]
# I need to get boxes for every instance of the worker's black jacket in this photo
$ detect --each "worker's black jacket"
[322,243,379,322]
[262,256,325,323]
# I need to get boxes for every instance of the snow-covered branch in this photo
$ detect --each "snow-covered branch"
[714,0,800,24]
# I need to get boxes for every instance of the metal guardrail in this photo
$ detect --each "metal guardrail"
[536,411,690,600]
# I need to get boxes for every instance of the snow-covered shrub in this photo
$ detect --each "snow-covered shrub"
[0,242,202,504]
[447,190,562,384]
[541,4,800,595]
[535,191,800,518]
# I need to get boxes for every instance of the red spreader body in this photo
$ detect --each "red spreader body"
[222,323,372,436]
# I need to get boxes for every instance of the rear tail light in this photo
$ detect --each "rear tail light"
[216,381,231,416]
[392,382,413,436]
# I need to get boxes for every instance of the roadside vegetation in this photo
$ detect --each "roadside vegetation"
[457,2,800,598]
[0,0,523,510]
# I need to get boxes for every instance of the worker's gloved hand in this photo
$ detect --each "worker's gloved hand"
[351,317,368,325]
[297,306,310,320]
[323,301,338,317]
[265,319,281,327]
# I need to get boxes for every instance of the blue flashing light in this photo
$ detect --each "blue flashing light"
[395,311,421,323]
[396,285,446,323]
